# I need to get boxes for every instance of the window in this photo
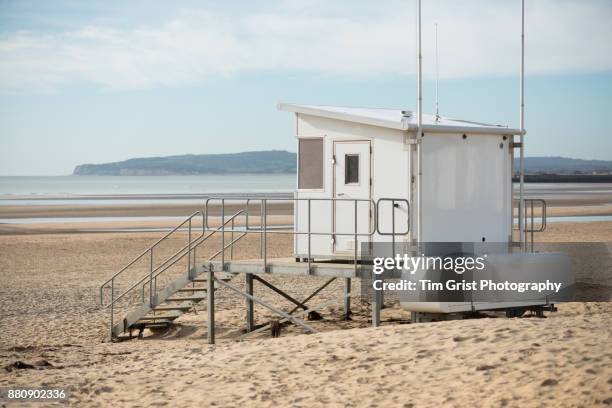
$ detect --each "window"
[345,154,359,184]
[298,138,324,189]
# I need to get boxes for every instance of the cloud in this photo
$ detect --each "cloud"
[0,0,611,92]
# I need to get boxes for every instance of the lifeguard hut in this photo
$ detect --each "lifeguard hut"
[278,102,571,317]
[99,0,573,343]
[280,103,516,253]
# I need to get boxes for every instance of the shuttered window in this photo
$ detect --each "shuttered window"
[298,138,324,189]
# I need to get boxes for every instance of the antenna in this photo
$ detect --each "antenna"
[435,22,440,121]
[518,0,526,247]
[416,0,423,243]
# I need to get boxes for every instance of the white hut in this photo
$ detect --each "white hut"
[279,103,518,258]
[280,103,572,318]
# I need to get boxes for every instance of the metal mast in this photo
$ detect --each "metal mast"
[519,0,526,248]
[435,22,440,121]
[416,0,423,243]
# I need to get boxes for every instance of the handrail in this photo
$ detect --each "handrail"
[204,197,378,236]
[208,232,248,261]
[100,211,203,293]
[202,196,409,278]
[137,210,247,296]
[376,198,410,235]
[102,196,412,339]
[512,198,546,252]
[104,209,246,311]
[523,198,546,233]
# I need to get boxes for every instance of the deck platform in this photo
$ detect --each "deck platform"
[209,257,372,278]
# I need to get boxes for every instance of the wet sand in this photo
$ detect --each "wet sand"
[0,201,293,219]
[1,200,611,236]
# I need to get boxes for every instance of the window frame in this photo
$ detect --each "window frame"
[297,136,325,192]
[344,153,361,185]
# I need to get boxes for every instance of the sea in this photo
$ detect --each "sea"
[0,176,611,224]
[0,175,295,206]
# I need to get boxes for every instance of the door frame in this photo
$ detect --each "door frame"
[332,139,372,254]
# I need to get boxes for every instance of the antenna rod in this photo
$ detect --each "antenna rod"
[519,0,526,248]
[435,22,439,121]
[416,0,423,243]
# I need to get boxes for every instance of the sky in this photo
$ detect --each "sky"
[0,0,611,176]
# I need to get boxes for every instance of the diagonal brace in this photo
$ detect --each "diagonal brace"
[288,277,336,315]
[252,275,308,311]
[213,277,318,334]
[240,292,352,340]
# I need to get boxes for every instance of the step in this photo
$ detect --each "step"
[176,287,207,292]
[166,296,206,302]
[140,320,173,327]
[192,278,232,283]
[192,272,235,282]
[144,323,172,329]
[138,315,179,321]
[154,305,193,312]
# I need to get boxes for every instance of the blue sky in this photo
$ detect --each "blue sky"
[1,0,611,175]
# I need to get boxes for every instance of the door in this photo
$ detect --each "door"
[333,141,371,253]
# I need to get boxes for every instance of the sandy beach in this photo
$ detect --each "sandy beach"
[2,0,612,404]
[0,218,611,407]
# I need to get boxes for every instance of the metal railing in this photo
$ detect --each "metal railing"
[99,210,248,339]
[204,197,410,276]
[138,210,248,302]
[514,198,547,252]
[100,211,204,307]
[99,196,410,338]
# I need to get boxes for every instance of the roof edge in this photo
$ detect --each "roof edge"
[278,103,409,131]
[278,103,523,136]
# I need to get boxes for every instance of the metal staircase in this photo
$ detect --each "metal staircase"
[99,210,246,340]
[100,196,411,342]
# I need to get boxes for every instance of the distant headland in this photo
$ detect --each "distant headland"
[73,150,296,176]
[73,151,612,180]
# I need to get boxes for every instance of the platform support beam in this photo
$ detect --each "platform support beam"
[372,281,382,327]
[245,273,254,332]
[343,278,351,320]
[207,268,215,344]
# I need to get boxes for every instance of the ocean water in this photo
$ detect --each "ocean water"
[0,174,295,205]
[0,176,610,227]
[3,176,611,199]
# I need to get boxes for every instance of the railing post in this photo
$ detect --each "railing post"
[263,199,267,273]
[193,246,197,273]
[260,200,264,259]
[110,279,114,340]
[524,200,528,253]
[307,199,311,274]
[530,200,533,252]
[354,200,358,274]
[245,273,254,332]
[188,218,192,278]
[149,248,154,307]
[231,217,235,260]
[345,199,357,320]
[207,267,215,344]
[221,199,225,271]
[344,278,351,320]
